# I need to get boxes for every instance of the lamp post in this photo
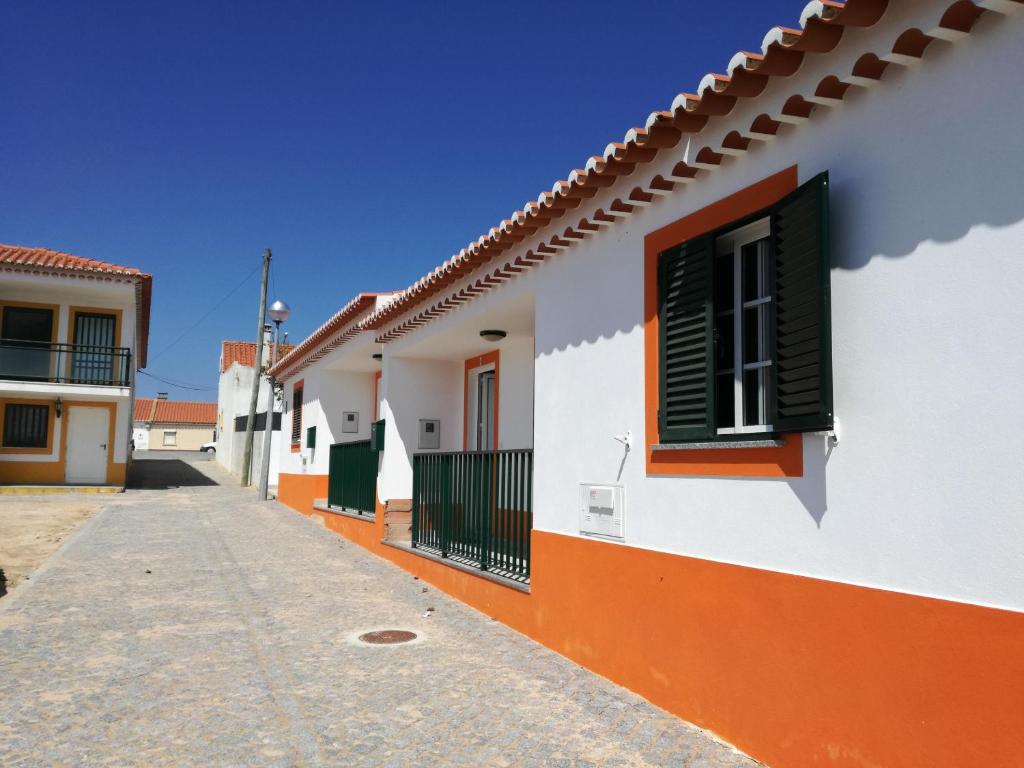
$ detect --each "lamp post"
[258,299,290,500]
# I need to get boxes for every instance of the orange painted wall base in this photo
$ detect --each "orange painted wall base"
[277,472,1024,768]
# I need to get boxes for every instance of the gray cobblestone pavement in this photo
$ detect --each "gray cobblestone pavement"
[0,459,759,767]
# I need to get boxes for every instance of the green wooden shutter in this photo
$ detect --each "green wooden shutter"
[771,171,833,433]
[658,234,715,443]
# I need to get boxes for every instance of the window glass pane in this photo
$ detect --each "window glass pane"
[2,307,53,342]
[716,375,735,430]
[714,252,734,311]
[743,306,770,365]
[743,369,771,428]
[742,239,770,303]
[714,315,734,374]
[3,404,49,448]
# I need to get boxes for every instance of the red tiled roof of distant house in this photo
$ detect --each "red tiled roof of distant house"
[147,400,217,425]
[0,243,153,367]
[220,340,295,373]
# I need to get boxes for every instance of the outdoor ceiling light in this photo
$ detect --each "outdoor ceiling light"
[372,353,383,361]
[479,329,507,342]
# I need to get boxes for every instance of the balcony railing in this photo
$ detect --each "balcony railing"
[327,440,378,515]
[412,449,533,583]
[0,341,132,387]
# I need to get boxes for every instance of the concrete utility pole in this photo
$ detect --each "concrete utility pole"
[240,248,271,487]
[258,300,290,500]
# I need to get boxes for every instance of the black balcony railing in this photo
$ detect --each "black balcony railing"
[412,449,533,583]
[0,341,131,387]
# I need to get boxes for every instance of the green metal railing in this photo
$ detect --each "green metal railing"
[327,440,378,515]
[412,449,533,583]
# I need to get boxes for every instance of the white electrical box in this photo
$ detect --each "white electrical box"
[419,419,440,449]
[342,411,359,433]
[579,483,625,540]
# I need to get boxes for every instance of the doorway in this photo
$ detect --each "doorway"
[474,369,496,451]
[65,406,110,484]
[72,312,117,384]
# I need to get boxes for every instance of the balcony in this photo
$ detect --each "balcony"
[0,341,132,387]
[412,449,533,584]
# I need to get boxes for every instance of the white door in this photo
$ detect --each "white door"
[65,406,110,484]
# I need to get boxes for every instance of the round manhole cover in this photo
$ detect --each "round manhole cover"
[358,629,418,645]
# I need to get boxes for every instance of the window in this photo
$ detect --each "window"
[1,306,54,381]
[291,384,303,445]
[163,430,177,446]
[3,403,50,448]
[657,172,833,444]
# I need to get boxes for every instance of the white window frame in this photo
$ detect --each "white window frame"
[715,217,773,436]
[467,363,496,451]
[163,430,177,446]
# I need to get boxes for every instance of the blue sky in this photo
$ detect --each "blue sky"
[1,1,793,400]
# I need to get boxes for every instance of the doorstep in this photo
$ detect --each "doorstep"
[312,500,375,523]
[0,485,124,495]
[381,539,531,594]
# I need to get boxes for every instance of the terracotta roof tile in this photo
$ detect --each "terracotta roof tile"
[0,243,153,367]
[220,340,295,373]
[134,398,157,421]
[144,400,217,425]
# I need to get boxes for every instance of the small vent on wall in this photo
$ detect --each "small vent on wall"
[579,483,625,540]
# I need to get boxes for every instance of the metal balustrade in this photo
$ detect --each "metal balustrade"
[412,449,533,583]
[0,341,131,387]
[327,440,378,515]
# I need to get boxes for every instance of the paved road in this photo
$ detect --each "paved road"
[0,459,756,767]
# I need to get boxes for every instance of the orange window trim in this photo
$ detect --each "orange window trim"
[0,398,57,454]
[68,306,124,347]
[291,379,304,451]
[463,350,500,451]
[373,370,382,421]
[643,166,803,478]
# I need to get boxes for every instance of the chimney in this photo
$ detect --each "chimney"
[157,392,168,400]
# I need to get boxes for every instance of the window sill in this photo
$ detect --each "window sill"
[651,439,784,451]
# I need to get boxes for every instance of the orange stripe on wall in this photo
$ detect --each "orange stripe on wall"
[277,475,1024,768]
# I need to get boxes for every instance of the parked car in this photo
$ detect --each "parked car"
[199,442,216,453]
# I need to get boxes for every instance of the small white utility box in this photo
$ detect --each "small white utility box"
[579,483,625,540]
[342,411,359,433]
[418,419,440,450]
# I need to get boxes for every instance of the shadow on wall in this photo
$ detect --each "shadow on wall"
[127,460,220,490]
[787,434,831,527]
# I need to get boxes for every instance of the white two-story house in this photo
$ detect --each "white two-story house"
[0,245,151,488]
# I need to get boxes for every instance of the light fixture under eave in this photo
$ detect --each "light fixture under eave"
[479,329,507,342]
[372,353,383,361]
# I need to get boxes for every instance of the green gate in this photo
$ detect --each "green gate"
[327,440,378,515]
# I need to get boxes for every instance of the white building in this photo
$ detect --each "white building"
[0,244,151,487]
[133,395,216,451]
[216,337,290,482]
[269,4,1024,768]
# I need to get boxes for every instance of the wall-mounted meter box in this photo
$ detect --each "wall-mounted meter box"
[419,419,440,450]
[579,483,625,540]
[342,411,359,433]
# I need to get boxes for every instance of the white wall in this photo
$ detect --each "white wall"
[525,8,1024,610]
[378,357,463,500]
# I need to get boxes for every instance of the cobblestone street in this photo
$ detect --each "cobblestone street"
[0,458,757,767]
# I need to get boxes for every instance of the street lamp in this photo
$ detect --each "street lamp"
[259,299,290,501]
[267,300,290,367]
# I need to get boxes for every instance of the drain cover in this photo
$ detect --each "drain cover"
[358,629,418,645]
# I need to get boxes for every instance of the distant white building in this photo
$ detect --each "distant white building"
[216,335,291,483]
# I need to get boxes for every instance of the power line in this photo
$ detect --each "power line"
[148,261,263,363]
[139,369,217,393]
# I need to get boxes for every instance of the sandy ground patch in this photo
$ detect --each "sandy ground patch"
[0,497,99,598]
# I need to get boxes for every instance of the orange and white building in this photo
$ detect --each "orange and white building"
[269,2,1024,766]
[0,245,151,488]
